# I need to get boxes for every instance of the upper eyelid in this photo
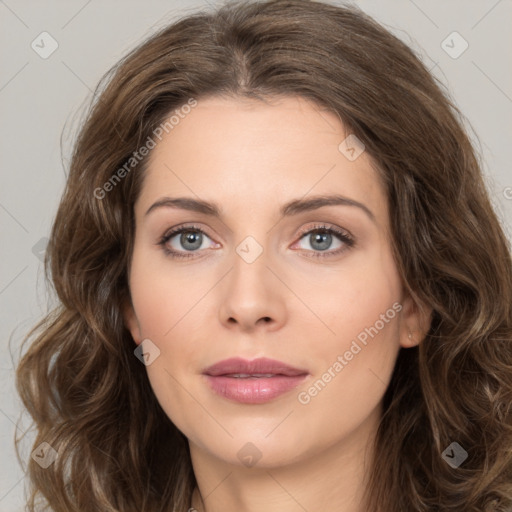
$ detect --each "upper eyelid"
[162,223,212,240]
[296,222,352,237]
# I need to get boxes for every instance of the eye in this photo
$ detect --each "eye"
[293,224,355,258]
[157,224,217,259]
[157,223,355,260]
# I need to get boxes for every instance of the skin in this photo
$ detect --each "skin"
[123,95,431,512]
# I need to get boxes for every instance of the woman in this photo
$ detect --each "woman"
[15,0,512,510]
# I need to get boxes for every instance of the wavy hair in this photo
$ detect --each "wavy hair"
[15,0,512,510]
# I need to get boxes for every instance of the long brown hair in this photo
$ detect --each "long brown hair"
[15,0,512,510]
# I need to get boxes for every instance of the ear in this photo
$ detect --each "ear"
[399,291,433,348]
[121,297,143,346]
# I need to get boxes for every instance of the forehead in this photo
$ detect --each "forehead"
[135,95,387,223]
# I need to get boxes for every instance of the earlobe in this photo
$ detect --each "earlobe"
[403,330,420,348]
[122,298,143,345]
[399,292,433,348]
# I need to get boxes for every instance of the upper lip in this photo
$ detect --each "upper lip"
[202,357,308,377]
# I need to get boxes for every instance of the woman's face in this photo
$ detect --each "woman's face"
[124,95,426,470]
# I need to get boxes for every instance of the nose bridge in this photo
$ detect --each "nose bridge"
[218,230,286,330]
[229,232,271,294]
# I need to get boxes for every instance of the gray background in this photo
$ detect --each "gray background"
[1,0,511,509]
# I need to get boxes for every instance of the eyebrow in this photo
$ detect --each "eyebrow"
[144,194,376,223]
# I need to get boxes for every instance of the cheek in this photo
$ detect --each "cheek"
[300,245,402,403]
[308,243,402,345]
[127,250,211,429]
[128,245,204,341]
[296,281,402,445]
[130,288,201,438]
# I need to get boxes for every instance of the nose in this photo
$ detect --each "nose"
[218,245,287,333]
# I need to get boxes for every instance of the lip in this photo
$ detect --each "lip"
[203,357,308,377]
[202,357,309,404]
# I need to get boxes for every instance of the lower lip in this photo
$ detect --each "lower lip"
[204,374,308,404]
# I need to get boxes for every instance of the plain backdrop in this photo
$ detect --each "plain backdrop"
[1,0,511,510]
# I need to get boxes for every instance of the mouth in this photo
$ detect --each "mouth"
[202,356,308,377]
[220,373,286,378]
[202,357,309,404]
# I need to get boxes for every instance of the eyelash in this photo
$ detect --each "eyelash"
[157,223,355,260]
